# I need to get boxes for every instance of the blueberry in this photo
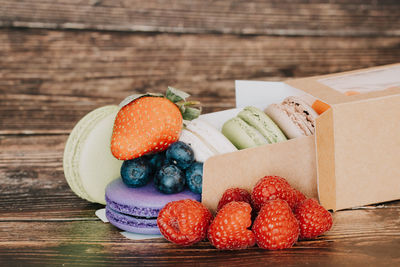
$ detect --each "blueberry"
[166,141,194,170]
[154,164,185,194]
[145,152,167,173]
[121,157,152,187]
[185,162,203,194]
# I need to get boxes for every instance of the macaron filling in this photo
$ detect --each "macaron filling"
[106,206,158,224]
[105,195,160,218]
[105,206,159,233]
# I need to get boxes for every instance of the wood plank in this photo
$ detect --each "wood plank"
[0,0,399,36]
[0,134,104,216]
[1,205,400,265]
[1,29,400,134]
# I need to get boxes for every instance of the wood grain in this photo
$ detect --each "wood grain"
[0,134,105,216]
[1,29,400,134]
[1,0,400,264]
[1,205,400,266]
[0,0,399,37]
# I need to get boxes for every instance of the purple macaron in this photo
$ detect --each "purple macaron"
[105,178,201,234]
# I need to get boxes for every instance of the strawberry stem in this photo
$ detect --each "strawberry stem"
[167,87,201,121]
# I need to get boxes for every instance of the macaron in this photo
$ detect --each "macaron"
[179,118,237,162]
[221,106,287,149]
[265,96,318,139]
[63,105,123,205]
[105,178,201,234]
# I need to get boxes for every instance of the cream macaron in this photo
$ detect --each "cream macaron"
[63,105,123,205]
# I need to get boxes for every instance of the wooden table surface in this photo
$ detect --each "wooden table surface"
[1,1,400,266]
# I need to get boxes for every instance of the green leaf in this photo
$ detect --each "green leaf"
[182,107,201,121]
[119,93,163,108]
[166,86,190,103]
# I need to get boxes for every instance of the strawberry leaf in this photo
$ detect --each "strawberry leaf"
[166,87,190,103]
[119,93,163,108]
[182,107,201,120]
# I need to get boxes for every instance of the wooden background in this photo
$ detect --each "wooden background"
[1,0,400,265]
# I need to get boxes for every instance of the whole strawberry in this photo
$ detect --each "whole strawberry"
[157,199,212,246]
[294,198,333,239]
[208,201,255,250]
[252,199,299,250]
[251,175,297,211]
[111,87,200,160]
[217,188,252,211]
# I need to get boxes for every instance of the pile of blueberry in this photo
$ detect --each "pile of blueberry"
[120,141,203,194]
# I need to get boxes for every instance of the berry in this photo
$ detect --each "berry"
[120,157,152,187]
[294,198,333,239]
[251,175,297,211]
[157,199,212,246]
[166,141,195,170]
[145,151,167,173]
[293,188,307,208]
[111,87,201,161]
[252,199,299,250]
[112,96,182,160]
[217,188,252,211]
[208,201,255,250]
[185,162,203,194]
[154,164,185,194]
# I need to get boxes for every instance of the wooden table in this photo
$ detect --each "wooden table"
[1,1,400,266]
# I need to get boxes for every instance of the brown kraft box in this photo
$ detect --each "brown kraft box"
[201,63,400,212]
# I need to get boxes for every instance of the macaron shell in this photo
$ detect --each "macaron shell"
[106,206,160,235]
[63,105,122,204]
[105,178,201,218]
[222,117,267,149]
[64,105,116,201]
[179,129,216,162]
[284,96,319,119]
[265,104,305,139]
[79,109,123,204]
[238,106,287,143]
[64,107,111,201]
[186,118,238,154]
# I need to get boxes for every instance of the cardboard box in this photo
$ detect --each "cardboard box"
[200,63,400,212]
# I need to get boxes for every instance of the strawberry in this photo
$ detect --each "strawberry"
[251,175,297,211]
[217,188,252,211]
[252,199,299,250]
[294,198,333,239]
[208,201,255,250]
[157,199,212,246]
[293,188,307,209]
[111,87,200,160]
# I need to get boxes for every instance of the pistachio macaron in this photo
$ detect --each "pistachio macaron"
[221,106,287,149]
[63,105,123,204]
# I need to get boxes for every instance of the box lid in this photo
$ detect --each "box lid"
[288,63,400,210]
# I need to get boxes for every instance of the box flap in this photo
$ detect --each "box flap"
[202,136,317,212]
[286,63,400,105]
[315,108,336,210]
[323,94,400,210]
[235,80,306,109]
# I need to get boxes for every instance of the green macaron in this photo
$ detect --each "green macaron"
[238,106,287,143]
[221,106,287,150]
[63,105,123,205]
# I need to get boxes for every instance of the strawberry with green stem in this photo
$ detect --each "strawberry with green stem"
[111,87,201,160]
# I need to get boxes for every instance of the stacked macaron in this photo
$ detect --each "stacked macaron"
[180,118,238,162]
[105,178,200,234]
[222,106,287,149]
[221,96,327,149]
